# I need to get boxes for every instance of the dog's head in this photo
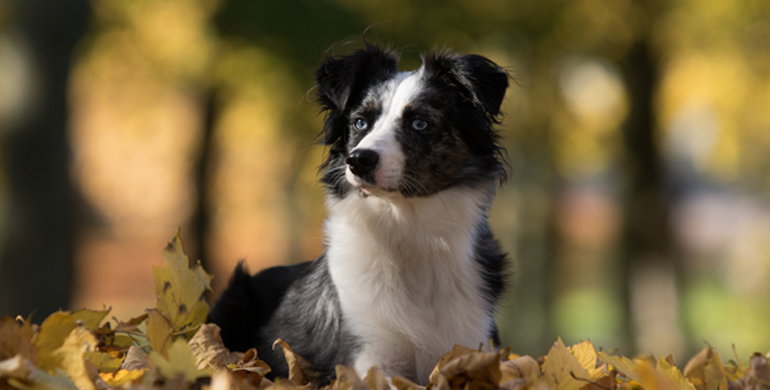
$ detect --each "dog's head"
[316,43,509,199]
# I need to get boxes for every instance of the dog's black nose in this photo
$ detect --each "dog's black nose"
[346,149,379,177]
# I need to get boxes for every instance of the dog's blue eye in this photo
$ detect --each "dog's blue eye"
[412,119,428,131]
[354,118,368,131]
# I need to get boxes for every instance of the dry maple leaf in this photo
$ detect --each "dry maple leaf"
[153,229,213,339]
[683,347,728,390]
[189,323,245,370]
[273,338,322,387]
[428,345,479,386]
[500,355,541,385]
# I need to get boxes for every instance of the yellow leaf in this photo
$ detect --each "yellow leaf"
[150,338,212,382]
[70,308,110,331]
[542,338,591,390]
[84,351,123,374]
[153,230,213,338]
[597,351,642,383]
[33,312,78,372]
[569,340,604,381]
[99,369,147,387]
[656,357,697,390]
[146,309,173,358]
[52,327,98,390]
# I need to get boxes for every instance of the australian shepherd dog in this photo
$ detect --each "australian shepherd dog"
[208,43,510,385]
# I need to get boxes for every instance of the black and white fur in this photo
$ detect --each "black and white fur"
[208,43,509,385]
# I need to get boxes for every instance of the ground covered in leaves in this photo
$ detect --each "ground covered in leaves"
[1,232,769,390]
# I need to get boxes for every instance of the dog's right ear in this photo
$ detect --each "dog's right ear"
[315,43,398,146]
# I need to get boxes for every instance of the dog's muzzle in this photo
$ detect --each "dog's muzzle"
[346,149,379,177]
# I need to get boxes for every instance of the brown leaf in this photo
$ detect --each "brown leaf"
[364,366,388,390]
[273,338,321,387]
[113,313,149,334]
[684,348,729,390]
[500,355,541,385]
[0,316,36,363]
[745,353,770,390]
[438,352,501,390]
[332,365,368,390]
[393,375,427,390]
[189,323,244,370]
[120,346,151,371]
[428,345,479,385]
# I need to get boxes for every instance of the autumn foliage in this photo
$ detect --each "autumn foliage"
[1,231,768,390]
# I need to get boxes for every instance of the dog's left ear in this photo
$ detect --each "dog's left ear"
[425,53,509,120]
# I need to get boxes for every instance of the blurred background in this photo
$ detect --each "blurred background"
[1,0,770,363]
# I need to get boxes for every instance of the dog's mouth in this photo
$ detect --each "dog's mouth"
[345,168,399,197]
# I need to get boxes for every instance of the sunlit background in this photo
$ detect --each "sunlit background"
[1,0,770,363]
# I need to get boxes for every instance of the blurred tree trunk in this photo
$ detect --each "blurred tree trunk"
[0,0,91,317]
[618,35,683,355]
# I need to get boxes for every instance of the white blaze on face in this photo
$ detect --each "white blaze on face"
[346,70,424,191]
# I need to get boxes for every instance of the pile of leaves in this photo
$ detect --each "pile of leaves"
[1,232,769,390]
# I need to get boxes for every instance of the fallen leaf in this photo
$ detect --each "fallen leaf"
[683,348,728,390]
[332,365,367,390]
[70,309,110,332]
[232,348,272,376]
[439,351,501,390]
[189,323,244,370]
[99,368,147,387]
[146,309,173,358]
[428,345,479,385]
[542,338,590,390]
[84,351,123,374]
[273,338,321,387]
[500,355,541,385]
[364,366,388,390]
[570,340,604,381]
[51,327,99,390]
[745,353,770,390]
[393,375,426,390]
[597,351,642,383]
[150,338,212,382]
[32,311,78,372]
[153,230,213,339]
[120,346,150,371]
[656,356,696,390]
[0,316,36,363]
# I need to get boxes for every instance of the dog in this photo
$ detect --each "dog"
[208,43,510,385]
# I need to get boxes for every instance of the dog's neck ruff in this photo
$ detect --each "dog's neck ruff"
[324,187,495,383]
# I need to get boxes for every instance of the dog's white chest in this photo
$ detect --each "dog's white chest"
[325,189,495,383]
